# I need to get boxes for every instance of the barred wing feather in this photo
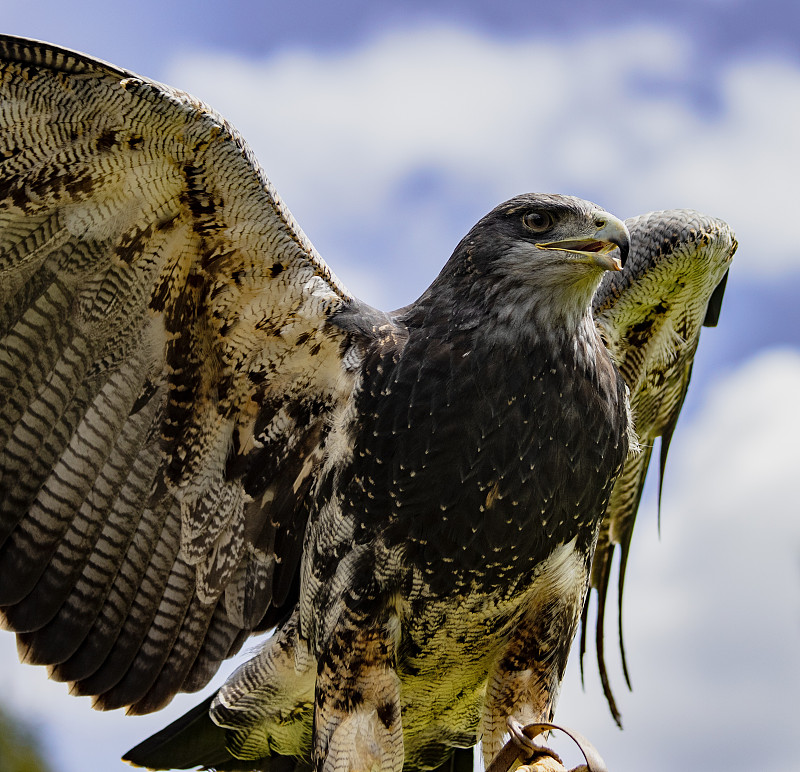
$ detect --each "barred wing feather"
[0,35,355,715]
[583,209,737,724]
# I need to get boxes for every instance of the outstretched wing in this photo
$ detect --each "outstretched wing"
[583,209,736,724]
[0,35,358,715]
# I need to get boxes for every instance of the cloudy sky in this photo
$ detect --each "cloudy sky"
[1,1,799,771]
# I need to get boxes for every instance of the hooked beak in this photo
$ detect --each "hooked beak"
[535,212,630,271]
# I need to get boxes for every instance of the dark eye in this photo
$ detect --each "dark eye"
[522,210,554,234]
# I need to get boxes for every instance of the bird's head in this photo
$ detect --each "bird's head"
[468,193,629,277]
[430,194,630,334]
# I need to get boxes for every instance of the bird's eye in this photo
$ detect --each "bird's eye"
[522,210,554,234]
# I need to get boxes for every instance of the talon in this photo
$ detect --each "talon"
[506,717,563,765]
[486,720,608,772]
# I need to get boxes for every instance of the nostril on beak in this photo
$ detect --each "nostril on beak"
[594,217,607,229]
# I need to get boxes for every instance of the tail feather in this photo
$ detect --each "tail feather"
[123,692,308,770]
[123,695,233,770]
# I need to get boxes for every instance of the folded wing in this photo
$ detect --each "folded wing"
[583,209,736,725]
[0,35,357,715]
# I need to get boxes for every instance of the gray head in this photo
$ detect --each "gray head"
[421,193,630,333]
[457,193,628,274]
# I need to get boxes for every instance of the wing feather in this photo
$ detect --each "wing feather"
[0,35,360,712]
[585,209,737,723]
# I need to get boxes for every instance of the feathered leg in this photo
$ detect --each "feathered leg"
[481,542,589,768]
[313,586,403,772]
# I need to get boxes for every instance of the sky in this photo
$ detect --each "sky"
[1,1,799,771]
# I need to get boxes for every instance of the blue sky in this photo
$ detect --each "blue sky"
[1,2,799,772]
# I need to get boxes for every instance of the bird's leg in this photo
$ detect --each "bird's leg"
[313,588,403,772]
[481,547,588,767]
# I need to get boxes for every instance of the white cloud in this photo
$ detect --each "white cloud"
[164,24,800,312]
[167,25,691,197]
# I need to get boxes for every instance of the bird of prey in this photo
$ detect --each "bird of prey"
[0,35,735,772]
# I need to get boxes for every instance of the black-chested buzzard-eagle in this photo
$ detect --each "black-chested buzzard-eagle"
[0,35,735,772]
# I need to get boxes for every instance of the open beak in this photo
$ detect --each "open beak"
[535,212,630,271]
